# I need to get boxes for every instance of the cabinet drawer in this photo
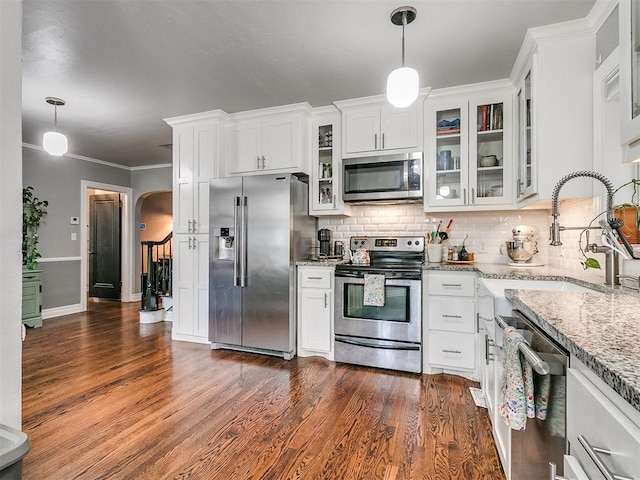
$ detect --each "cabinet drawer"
[428,297,476,333]
[428,275,475,296]
[299,269,332,289]
[22,283,40,298]
[567,369,640,480]
[428,331,475,370]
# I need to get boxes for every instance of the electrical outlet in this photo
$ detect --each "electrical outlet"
[478,241,488,253]
[71,233,77,241]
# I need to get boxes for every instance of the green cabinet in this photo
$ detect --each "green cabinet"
[22,270,42,328]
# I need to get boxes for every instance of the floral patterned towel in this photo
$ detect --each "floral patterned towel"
[499,326,535,430]
[363,274,385,306]
[534,372,551,420]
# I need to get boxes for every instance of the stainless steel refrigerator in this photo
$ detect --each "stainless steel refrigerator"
[209,174,315,359]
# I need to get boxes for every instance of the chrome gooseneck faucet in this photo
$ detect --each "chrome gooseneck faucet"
[549,170,619,285]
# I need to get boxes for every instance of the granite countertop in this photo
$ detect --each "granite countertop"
[428,261,640,413]
[505,289,640,414]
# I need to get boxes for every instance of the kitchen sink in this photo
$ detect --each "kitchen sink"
[478,278,596,316]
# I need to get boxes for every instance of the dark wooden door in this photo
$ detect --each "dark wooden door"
[89,194,121,300]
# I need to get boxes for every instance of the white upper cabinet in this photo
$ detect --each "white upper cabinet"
[510,27,596,204]
[335,93,426,158]
[309,106,351,216]
[619,0,640,161]
[228,103,311,175]
[165,111,229,235]
[424,83,514,212]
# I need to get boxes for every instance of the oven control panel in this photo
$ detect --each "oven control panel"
[349,236,424,252]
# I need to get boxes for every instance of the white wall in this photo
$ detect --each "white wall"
[0,0,24,429]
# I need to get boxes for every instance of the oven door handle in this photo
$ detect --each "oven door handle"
[335,271,367,279]
[495,315,551,375]
[335,336,420,351]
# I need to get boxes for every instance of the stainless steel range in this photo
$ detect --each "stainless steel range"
[334,236,424,373]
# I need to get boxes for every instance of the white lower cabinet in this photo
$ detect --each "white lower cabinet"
[562,455,589,480]
[297,266,333,360]
[173,234,209,343]
[567,366,640,480]
[424,271,478,380]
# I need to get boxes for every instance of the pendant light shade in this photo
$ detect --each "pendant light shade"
[43,131,68,156]
[387,67,419,108]
[43,97,68,156]
[387,7,419,109]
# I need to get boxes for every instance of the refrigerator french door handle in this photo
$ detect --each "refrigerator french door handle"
[233,196,241,287]
[241,196,248,287]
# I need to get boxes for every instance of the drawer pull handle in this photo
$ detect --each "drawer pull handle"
[442,314,462,319]
[307,276,323,280]
[441,283,462,287]
[442,349,462,354]
[577,435,634,480]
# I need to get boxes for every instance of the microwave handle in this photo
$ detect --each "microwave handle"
[403,157,409,192]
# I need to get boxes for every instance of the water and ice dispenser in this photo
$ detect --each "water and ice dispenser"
[213,227,234,260]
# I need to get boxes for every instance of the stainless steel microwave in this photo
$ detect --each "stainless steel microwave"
[342,152,423,202]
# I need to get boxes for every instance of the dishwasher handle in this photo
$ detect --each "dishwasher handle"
[496,315,551,376]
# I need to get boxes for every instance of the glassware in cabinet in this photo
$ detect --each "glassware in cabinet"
[433,107,465,205]
[311,114,350,216]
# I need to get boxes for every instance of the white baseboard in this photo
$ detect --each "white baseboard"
[171,332,210,345]
[42,303,83,319]
[123,292,142,303]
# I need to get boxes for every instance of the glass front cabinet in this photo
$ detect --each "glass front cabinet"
[516,70,535,199]
[620,0,640,161]
[310,108,350,216]
[424,88,513,211]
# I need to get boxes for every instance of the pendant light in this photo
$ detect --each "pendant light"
[387,6,419,109]
[42,97,68,156]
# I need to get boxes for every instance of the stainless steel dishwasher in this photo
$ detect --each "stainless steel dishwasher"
[495,311,568,480]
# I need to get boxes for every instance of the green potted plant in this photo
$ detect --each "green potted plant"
[23,186,48,270]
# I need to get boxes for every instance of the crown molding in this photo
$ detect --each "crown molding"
[22,143,170,171]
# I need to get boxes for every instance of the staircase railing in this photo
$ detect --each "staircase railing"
[140,232,173,312]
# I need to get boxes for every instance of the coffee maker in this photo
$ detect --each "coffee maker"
[318,229,332,257]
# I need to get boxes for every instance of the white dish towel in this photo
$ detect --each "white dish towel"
[363,274,385,306]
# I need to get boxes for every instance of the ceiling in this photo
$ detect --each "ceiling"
[22,0,596,168]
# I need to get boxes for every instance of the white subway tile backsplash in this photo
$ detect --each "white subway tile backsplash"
[318,199,603,271]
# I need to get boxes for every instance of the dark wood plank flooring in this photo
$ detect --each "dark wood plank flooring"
[21,302,504,479]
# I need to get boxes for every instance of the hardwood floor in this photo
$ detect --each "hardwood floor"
[21,302,505,480]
